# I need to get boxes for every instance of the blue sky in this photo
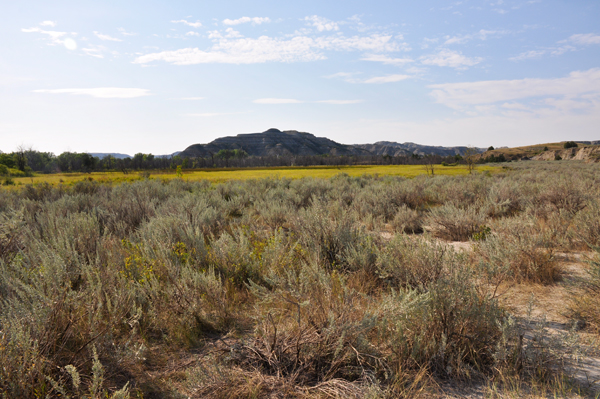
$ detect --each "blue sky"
[2,0,599,155]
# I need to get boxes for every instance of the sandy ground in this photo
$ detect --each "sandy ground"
[449,246,600,398]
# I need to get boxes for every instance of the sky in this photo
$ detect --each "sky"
[2,0,600,155]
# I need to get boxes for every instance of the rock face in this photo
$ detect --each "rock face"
[532,146,600,162]
[180,129,485,158]
[180,129,372,158]
[354,142,485,157]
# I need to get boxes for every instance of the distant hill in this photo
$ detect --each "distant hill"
[89,152,180,159]
[180,128,372,158]
[180,129,484,158]
[354,141,485,157]
[155,152,181,159]
[477,141,600,162]
[90,153,131,159]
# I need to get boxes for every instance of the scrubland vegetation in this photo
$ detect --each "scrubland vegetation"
[1,161,600,398]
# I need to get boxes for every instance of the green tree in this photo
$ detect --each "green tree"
[103,155,116,170]
[0,153,15,168]
[13,146,28,171]
[81,153,97,172]
[216,149,235,160]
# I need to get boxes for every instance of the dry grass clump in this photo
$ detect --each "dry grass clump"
[0,209,24,263]
[476,217,561,284]
[573,200,600,249]
[570,249,600,333]
[189,255,504,396]
[533,179,587,217]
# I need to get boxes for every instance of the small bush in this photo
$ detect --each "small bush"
[376,235,448,289]
[293,200,363,269]
[391,205,423,234]
[426,204,486,241]
[563,141,578,149]
[380,263,505,379]
[476,221,561,284]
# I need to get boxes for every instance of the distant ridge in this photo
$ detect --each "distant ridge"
[89,153,131,159]
[180,128,372,158]
[180,128,484,158]
[354,141,485,157]
[89,152,180,159]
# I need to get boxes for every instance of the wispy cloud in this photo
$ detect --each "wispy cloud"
[509,33,600,62]
[253,98,363,104]
[324,72,358,79]
[253,98,304,104]
[428,68,600,113]
[94,31,122,42]
[22,25,78,50]
[179,97,205,100]
[421,37,439,49]
[172,19,202,28]
[33,88,151,98]
[420,49,482,69]
[509,50,545,61]
[134,32,400,65]
[323,72,362,83]
[81,44,107,58]
[364,74,411,84]
[316,99,363,104]
[118,27,137,36]
[185,31,200,37]
[223,17,270,25]
[444,29,509,45]
[564,33,600,46]
[325,71,411,84]
[186,112,236,117]
[40,20,56,27]
[22,27,66,44]
[304,15,339,32]
[440,1,464,11]
[361,54,413,65]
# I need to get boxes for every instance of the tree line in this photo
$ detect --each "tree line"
[0,147,488,175]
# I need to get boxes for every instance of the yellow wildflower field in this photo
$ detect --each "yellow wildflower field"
[9,164,500,187]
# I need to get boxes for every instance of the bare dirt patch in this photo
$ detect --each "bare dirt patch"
[495,251,600,395]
